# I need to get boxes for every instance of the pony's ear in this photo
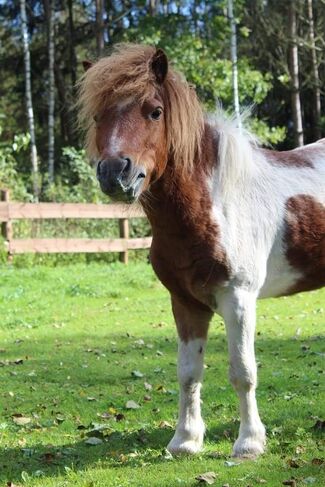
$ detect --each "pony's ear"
[82,60,93,72]
[151,48,168,84]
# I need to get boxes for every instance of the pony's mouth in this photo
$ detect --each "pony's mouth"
[102,180,142,203]
[97,158,146,203]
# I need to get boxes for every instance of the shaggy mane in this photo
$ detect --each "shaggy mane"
[77,43,204,174]
[208,111,261,199]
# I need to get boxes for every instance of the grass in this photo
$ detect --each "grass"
[0,262,324,487]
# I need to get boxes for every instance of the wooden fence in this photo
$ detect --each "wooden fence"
[0,189,152,263]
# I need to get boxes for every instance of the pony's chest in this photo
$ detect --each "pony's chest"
[150,233,229,308]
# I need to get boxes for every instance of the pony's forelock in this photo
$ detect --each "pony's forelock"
[77,43,204,175]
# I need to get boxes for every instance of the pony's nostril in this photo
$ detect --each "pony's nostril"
[123,157,132,174]
[138,171,146,179]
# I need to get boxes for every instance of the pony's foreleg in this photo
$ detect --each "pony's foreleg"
[167,296,213,455]
[221,288,266,458]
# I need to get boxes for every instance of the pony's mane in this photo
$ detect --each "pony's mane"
[208,111,260,198]
[77,43,204,174]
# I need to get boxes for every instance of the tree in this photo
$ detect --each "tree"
[228,0,241,129]
[44,0,55,182]
[307,0,321,140]
[96,0,105,56]
[289,0,304,146]
[20,0,39,199]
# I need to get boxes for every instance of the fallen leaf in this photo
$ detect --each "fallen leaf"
[131,370,144,378]
[224,460,241,467]
[282,480,296,487]
[195,472,217,484]
[303,478,316,485]
[7,482,22,487]
[115,413,125,421]
[144,382,152,391]
[85,437,103,446]
[288,458,300,468]
[125,400,140,409]
[42,452,55,464]
[311,458,324,465]
[21,472,29,482]
[86,423,112,438]
[159,420,173,429]
[12,414,31,426]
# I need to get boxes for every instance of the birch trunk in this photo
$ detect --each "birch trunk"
[228,0,241,130]
[44,0,55,183]
[289,0,304,147]
[307,0,321,140]
[20,0,39,199]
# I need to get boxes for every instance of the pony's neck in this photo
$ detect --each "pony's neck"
[142,123,217,230]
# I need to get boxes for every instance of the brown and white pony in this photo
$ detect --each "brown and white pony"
[78,44,325,458]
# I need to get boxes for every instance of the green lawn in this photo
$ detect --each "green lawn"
[0,262,324,487]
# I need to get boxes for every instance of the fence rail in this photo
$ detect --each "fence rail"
[0,189,151,263]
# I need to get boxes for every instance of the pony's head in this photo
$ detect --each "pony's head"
[77,44,204,202]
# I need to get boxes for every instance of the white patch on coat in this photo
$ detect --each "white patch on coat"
[167,338,206,455]
[109,98,135,155]
[208,118,325,298]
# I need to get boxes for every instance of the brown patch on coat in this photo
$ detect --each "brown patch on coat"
[284,194,325,294]
[144,123,229,341]
[171,294,213,342]
[262,148,313,168]
[263,139,325,168]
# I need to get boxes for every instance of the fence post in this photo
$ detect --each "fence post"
[1,189,13,262]
[119,218,129,264]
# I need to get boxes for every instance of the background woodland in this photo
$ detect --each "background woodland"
[0,0,324,203]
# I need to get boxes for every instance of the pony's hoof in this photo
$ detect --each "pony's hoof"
[232,437,265,459]
[167,437,203,455]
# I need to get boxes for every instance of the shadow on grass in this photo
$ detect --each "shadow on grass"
[0,331,324,483]
[0,426,174,483]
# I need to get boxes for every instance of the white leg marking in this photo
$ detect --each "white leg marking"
[221,288,266,458]
[167,338,206,455]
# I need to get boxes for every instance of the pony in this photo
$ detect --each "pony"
[77,44,325,458]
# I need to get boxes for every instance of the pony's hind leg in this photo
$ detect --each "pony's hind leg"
[167,296,213,455]
[220,288,266,458]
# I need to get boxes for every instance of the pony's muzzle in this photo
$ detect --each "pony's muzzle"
[97,157,146,202]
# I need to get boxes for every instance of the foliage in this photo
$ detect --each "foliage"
[0,115,32,200]
[0,262,324,486]
[4,0,322,201]
[44,147,102,203]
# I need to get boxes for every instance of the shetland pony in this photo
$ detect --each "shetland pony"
[78,44,325,458]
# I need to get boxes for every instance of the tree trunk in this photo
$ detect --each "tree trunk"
[20,0,39,199]
[307,0,321,140]
[96,0,105,57]
[54,64,74,146]
[44,0,55,183]
[149,0,160,15]
[289,0,304,146]
[67,0,77,88]
[228,0,241,130]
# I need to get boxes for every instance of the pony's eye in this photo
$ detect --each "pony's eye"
[93,115,98,123]
[150,107,163,121]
